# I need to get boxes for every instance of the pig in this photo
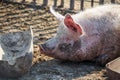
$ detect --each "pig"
[40,4,120,66]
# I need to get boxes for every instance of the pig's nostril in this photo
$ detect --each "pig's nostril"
[40,44,46,51]
[40,43,55,51]
[39,44,46,54]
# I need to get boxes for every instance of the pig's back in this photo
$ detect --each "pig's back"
[74,4,120,61]
[74,4,120,35]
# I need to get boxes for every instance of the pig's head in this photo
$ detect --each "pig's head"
[40,7,84,61]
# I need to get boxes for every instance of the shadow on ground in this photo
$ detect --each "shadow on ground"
[0,59,107,80]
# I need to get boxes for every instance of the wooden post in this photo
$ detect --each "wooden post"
[53,0,57,7]
[59,0,64,7]
[33,0,36,3]
[91,0,94,7]
[43,0,48,6]
[21,0,25,3]
[80,0,84,10]
[99,0,104,5]
[70,0,74,10]
[111,0,115,3]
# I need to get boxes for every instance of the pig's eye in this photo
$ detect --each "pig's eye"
[59,43,71,52]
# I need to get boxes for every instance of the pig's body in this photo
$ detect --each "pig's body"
[40,4,120,65]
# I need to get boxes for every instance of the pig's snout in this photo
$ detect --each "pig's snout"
[40,43,55,51]
[39,43,55,55]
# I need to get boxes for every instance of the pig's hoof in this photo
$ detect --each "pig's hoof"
[0,27,33,78]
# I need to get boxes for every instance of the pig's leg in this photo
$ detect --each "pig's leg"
[95,46,119,66]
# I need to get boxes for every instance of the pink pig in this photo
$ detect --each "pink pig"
[40,4,120,65]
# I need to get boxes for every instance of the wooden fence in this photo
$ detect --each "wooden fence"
[0,0,119,10]
[53,0,117,10]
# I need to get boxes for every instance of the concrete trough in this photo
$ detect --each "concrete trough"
[106,57,120,80]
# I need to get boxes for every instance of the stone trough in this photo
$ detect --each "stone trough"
[0,27,33,78]
[106,57,120,80]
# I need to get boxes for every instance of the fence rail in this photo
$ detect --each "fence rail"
[0,0,119,10]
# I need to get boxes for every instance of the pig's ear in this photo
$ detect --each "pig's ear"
[64,14,82,35]
[50,6,64,21]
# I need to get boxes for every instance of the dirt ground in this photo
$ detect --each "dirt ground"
[0,0,117,80]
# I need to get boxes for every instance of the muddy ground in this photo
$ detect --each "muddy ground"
[0,1,115,80]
